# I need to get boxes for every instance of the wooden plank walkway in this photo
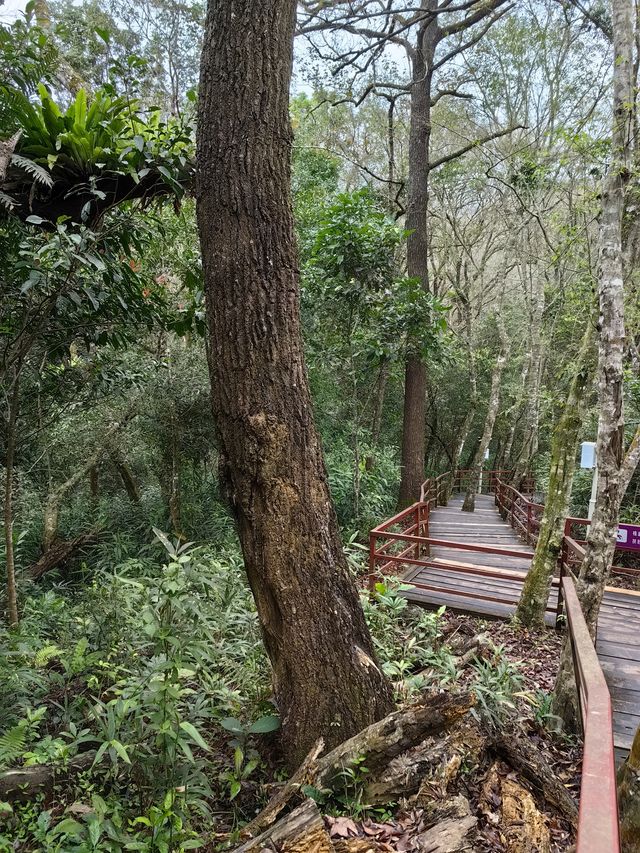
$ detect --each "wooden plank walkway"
[403,493,640,761]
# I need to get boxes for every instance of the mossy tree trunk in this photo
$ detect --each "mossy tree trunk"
[553,0,633,727]
[196,0,393,767]
[516,323,595,628]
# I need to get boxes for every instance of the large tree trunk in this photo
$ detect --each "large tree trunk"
[462,311,509,512]
[516,323,594,627]
[196,0,393,767]
[398,20,437,507]
[553,0,633,726]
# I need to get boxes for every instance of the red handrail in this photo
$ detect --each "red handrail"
[369,468,621,850]
[561,576,620,853]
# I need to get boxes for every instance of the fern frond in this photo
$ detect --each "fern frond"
[34,645,60,668]
[0,191,16,210]
[10,154,53,188]
[0,725,26,768]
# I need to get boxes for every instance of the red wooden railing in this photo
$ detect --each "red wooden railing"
[494,477,635,579]
[561,570,620,852]
[369,468,621,852]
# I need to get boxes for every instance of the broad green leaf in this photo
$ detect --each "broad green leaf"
[179,721,209,751]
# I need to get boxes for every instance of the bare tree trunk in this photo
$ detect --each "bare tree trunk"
[516,323,594,627]
[553,0,633,726]
[462,312,509,512]
[3,369,20,627]
[451,294,478,474]
[196,0,393,767]
[512,265,545,488]
[398,19,437,507]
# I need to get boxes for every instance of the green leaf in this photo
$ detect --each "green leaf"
[25,215,46,225]
[248,715,280,734]
[219,717,244,735]
[179,721,209,751]
[110,740,131,764]
[229,780,241,800]
[50,818,84,837]
[92,741,109,767]
[94,26,110,44]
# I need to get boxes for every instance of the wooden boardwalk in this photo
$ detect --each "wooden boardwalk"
[403,493,640,761]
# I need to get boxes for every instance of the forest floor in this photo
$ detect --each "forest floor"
[219,608,581,853]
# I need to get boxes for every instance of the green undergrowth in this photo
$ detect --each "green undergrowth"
[0,542,528,850]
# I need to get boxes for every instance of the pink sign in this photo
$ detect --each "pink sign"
[616,524,640,550]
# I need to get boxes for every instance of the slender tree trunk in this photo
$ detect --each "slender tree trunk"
[516,323,594,627]
[89,465,99,508]
[42,414,133,551]
[451,295,478,474]
[553,0,633,726]
[365,358,389,472]
[196,0,393,767]
[512,268,545,488]
[398,20,437,507]
[462,312,509,512]
[3,369,20,627]
[619,723,640,851]
[110,450,140,504]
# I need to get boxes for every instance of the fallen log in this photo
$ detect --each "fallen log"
[28,532,100,580]
[314,690,475,789]
[0,751,96,801]
[491,729,578,827]
[233,798,334,852]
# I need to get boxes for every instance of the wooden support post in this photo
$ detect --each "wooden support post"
[368,533,377,591]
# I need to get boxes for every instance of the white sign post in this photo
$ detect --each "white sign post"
[580,441,597,521]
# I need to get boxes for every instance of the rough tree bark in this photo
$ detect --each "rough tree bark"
[553,0,634,725]
[619,723,640,852]
[196,0,393,766]
[462,311,509,512]
[516,323,595,627]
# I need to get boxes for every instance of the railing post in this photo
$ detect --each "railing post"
[526,503,532,544]
[368,532,377,592]
[556,545,566,629]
